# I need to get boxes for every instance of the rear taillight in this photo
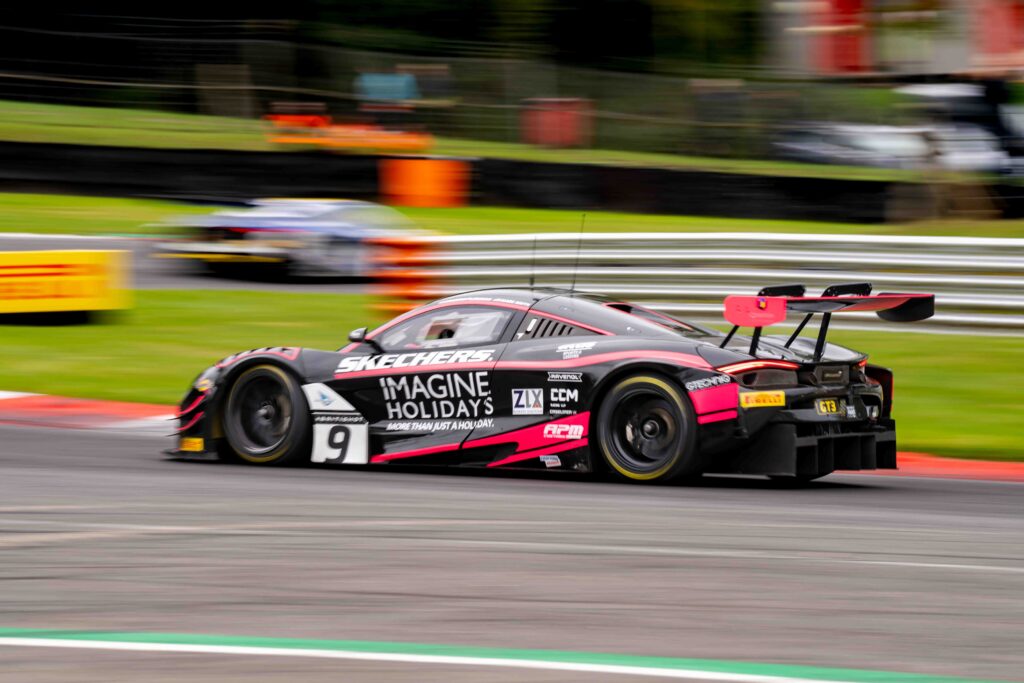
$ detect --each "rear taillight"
[716,359,800,375]
[864,364,894,416]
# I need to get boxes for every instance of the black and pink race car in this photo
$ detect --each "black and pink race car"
[171,285,933,483]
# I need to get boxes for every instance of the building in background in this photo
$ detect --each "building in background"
[769,0,1024,75]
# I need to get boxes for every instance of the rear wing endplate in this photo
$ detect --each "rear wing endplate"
[721,283,934,361]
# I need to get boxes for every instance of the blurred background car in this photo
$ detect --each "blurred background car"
[156,198,420,278]
[774,122,1014,174]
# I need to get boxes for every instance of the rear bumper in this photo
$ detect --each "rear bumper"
[707,420,897,478]
[154,242,289,264]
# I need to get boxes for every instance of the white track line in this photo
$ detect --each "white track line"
[0,638,854,683]
[0,391,38,401]
[0,233,118,241]
[421,538,1024,575]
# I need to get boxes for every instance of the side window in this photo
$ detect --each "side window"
[377,306,515,352]
[513,315,589,340]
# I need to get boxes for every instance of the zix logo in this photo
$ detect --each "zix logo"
[512,388,544,415]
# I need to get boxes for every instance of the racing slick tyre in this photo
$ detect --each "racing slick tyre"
[595,373,698,483]
[222,364,310,465]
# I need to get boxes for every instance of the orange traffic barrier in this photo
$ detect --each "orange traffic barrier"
[264,116,433,154]
[379,158,469,208]
[366,235,444,314]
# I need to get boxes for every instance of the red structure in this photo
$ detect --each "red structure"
[975,0,1024,67]
[814,0,870,73]
[521,98,593,148]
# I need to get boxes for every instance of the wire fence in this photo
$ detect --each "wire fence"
[0,20,913,159]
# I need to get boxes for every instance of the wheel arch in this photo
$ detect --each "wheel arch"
[586,361,703,472]
[208,356,310,443]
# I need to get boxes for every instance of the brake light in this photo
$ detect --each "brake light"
[716,359,800,375]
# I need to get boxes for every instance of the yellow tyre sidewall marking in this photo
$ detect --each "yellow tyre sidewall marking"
[230,364,296,464]
[600,375,687,481]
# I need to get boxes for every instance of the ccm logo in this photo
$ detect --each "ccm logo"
[543,424,584,440]
[550,388,579,402]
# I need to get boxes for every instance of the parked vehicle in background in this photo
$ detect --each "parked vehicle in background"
[156,199,419,278]
[774,122,1015,175]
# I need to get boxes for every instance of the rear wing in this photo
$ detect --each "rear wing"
[721,283,934,361]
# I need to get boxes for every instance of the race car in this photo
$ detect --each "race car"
[170,284,934,483]
[155,199,417,277]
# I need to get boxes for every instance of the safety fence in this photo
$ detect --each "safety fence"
[370,232,1024,335]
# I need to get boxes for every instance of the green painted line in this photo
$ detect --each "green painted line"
[0,628,1011,683]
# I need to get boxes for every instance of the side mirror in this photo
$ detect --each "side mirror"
[348,327,382,353]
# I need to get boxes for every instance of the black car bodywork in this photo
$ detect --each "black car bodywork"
[171,286,934,482]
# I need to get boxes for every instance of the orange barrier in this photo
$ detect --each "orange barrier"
[366,235,443,314]
[378,158,469,208]
[264,116,433,154]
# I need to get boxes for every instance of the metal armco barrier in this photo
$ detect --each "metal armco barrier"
[379,232,1024,335]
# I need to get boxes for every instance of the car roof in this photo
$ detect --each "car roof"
[175,199,412,234]
[437,287,598,307]
[432,287,708,338]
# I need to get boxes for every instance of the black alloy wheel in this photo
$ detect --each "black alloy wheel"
[596,373,698,483]
[223,364,310,465]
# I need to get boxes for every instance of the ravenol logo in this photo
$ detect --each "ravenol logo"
[512,388,544,415]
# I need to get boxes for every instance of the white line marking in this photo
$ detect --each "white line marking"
[106,415,176,434]
[0,638,854,682]
[420,539,1024,575]
[0,518,564,548]
[0,233,118,241]
[0,391,38,401]
[2,517,1020,574]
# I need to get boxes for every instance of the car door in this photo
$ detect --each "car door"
[461,308,601,468]
[331,303,521,464]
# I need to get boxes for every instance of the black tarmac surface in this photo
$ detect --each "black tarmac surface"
[0,425,1022,681]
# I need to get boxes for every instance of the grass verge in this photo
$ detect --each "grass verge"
[0,193,211,236]
[7,192,1024,239]
[830,330,1023,461]
[0,290,1019,460]
[0,290,380,405]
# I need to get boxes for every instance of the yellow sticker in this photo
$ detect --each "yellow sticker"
[740,391,786,408]
[179,437,205,453]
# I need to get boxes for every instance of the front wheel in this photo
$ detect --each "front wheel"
[595,373,698,483]
[222,364,310,465]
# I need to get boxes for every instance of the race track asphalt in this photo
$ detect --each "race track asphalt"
[0,234,366,293]
[0,424,1022,682]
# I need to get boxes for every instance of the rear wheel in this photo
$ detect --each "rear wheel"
[222,364,310,465]
[595,373,698,483]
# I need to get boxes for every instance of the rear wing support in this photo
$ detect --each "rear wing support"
[721,283,935,359]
